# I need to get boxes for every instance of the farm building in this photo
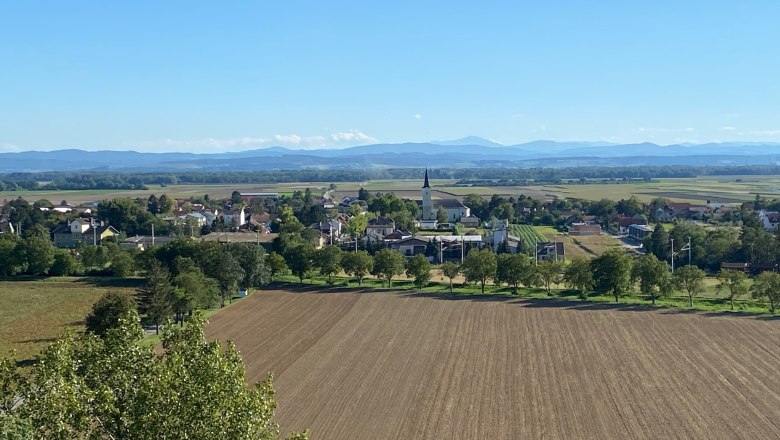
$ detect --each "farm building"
[720,262,749,272]
[390,237,429,257]
[628,224,654,241]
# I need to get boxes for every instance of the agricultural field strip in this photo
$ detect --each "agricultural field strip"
[508,224,548,249]
[207,289,780,440]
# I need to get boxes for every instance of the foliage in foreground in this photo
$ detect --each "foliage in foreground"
[0,311,307,440]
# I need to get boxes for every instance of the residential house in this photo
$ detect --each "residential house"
[221,206,246,227]
[758,210,780,230]
[382,230,413,244]
[366,216,395,239]
[536,242,565,262]
[179,212,208,227]
[200,210,218,226]
[52,218,119,248]
[617,214,647,234]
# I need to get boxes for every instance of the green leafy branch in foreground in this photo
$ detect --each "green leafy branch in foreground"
[0,311,307,440]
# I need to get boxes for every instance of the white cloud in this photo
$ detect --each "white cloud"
[720,126,736,131]
[637,127,695,133]
[414,114,422,120]
[0,143,21,153]
[134,130,379,152]
[330,130,378,144]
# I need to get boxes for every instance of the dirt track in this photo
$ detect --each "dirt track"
[206,288,780,439]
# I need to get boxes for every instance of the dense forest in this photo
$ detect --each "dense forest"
[4,165,780,191]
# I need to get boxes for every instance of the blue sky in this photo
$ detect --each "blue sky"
[1,1,779,152]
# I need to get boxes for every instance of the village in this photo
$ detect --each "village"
[3,169,779,276]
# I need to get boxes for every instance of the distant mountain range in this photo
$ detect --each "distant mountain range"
[2,137,780,172]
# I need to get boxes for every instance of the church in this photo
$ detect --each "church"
[419,169,471,223]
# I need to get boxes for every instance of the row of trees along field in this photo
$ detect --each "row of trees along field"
[272,233,779,313]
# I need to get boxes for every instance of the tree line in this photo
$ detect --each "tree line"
[9,165,780,190]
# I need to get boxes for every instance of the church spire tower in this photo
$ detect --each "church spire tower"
[422,168,433,220]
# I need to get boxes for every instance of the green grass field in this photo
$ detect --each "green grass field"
[0,277,142,362]
[508,224,547,250]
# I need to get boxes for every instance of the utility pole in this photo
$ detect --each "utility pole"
[670,238,674,273]
[534,237,538,266]
[687,236,692,266]
[460,234,464,263]
[439,238,443,264]
[151,223,155,247]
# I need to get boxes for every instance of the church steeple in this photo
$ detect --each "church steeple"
[423,168,430,188]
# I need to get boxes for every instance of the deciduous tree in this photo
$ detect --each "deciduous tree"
[85,290,137,337]
[440,262,460,292]
[716,269,749,310]
[1,311,308,439]
[314,245,343,283]
[750,271,780,314]
[536,259,564,295]
[267,252,288,281]
[371,248,405,287]
[632,254,671,305]
[591,249,633,302]
[341,250,373,286]
[564,257,594,299]
[461,248,497,293]
[495,253,529,293]
[405,253,432,290]
[284,243,314,284]
[673,265,706,307]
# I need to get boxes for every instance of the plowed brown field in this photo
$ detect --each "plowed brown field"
[206,288,780,440]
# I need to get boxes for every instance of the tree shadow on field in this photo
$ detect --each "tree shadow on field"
[517,298,656,313]
[16,337,57,344]
[660,308,780,321]
[401,291,523,304]
[267,283,373,295]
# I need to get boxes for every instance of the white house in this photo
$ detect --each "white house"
[366,216,395,239]
[222,206,246,227]
[758,210,780,230]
